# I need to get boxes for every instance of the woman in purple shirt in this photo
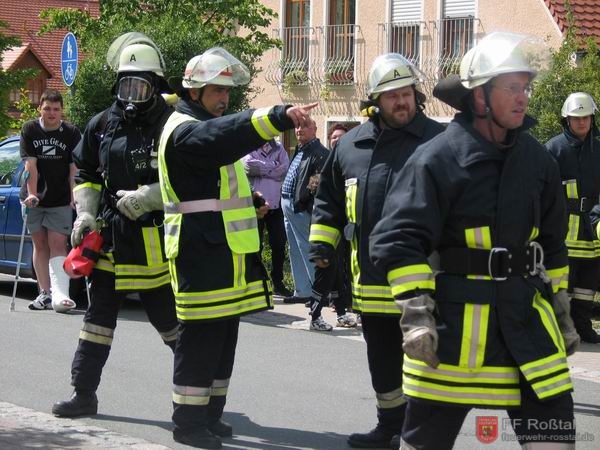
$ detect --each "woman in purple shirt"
[243,140,291,296]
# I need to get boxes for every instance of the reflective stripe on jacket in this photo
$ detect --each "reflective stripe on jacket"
[370,113,572,407]
[73,100,173,291]
[157,100,293,321]
[546,130,600,259]
[309,113,444,315]
[158,111,259,258]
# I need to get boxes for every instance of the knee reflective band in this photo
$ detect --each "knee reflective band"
[64,231,104,278]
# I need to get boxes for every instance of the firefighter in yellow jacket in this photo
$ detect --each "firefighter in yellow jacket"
[157,48,316,449]
[370,32,579,449]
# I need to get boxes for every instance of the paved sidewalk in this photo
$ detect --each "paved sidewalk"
[0,402,168,449]
[1,296,598,449]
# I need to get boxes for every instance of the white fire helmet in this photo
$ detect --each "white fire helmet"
[561,92,598,118]
[366,53,425,99]
[460,32,549,89]
[106,32,166,76]
[182,47,250,89]
[116,43,164,76]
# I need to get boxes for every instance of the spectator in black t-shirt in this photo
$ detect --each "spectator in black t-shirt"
[20,89,81,312]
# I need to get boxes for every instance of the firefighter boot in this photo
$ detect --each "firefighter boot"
[571,299,600,343]
[347,405,405,448]
[173,428,222,449]
[52,390,98,417]
[173,402,222,449]
[207,395,233,437]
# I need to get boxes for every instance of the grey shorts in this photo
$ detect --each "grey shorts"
[25,205,73,235]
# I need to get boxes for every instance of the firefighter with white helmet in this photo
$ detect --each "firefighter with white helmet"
[546,92,600,343]
[52,32,179,418]
[309,53,443,448]
[371,32,577,449]
[158,47,316,448]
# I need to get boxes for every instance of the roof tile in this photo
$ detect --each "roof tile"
[545,0,600,44]
[0,0,99,91]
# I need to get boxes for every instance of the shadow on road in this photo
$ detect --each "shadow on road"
[574,402,600,417]
[90,413,172,431]
[222,412,349,450]
[91,410,349,449]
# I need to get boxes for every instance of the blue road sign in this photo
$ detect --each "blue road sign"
[61,32,78,87]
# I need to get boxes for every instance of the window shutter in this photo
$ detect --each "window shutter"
[391,0,422,23]
[443,0,475,18]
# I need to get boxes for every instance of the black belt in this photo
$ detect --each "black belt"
[281,193,293,199]
[567,196,598,213]
[439,242,544,281]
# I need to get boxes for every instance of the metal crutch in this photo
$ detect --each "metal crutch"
[10,171,33,311]
[10,201,29,311]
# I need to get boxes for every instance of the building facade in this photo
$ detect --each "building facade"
[250,0,567,147]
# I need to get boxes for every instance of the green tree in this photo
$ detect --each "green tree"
[39,0,280,129]
[529,12,600,143]
[9,88,39,131]
[0,20,37,137]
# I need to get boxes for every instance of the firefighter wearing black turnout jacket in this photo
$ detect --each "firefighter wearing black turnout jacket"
[52,34,179,418]
[158,48,317,449]
[370,32,578,450]
[546,92,600,343]
[309,54,443,448]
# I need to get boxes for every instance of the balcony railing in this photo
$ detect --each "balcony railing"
[377,17,483,116]
[264,26,316,86]
[377,21,423,66]
[321,24,358,85]
[264,24,363,89]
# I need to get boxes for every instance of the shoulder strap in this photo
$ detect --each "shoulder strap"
[94,108,112,142]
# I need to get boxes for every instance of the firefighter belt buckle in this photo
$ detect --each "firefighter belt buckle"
[580,197,588,212]
[528,241,544,276]
[488,247,509,281]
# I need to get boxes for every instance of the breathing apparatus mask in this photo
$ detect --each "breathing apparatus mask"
[116,72,157,121]
[106,33,171,121]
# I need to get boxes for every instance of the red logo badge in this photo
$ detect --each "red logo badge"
[476,416,498,443]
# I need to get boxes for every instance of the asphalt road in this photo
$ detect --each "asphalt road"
[0,276,599,449]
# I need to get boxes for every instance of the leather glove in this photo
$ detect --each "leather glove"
[552,289,580,356]
[71,186,101,247]
[116,183,163,221]
[396,293,440,368]
[309,242,336,266]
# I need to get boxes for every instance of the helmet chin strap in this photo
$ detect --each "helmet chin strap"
[482,86,516,150]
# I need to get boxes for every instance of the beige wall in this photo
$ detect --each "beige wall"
[249,0,565,129]
[478,0,562,49]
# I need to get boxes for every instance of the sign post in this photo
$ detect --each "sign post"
[61,32,78,87]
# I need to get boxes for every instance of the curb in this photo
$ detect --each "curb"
[0,402,169,449]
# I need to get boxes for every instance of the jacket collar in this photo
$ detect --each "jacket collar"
[351,111,431,145]
[176,98,216,121]
[447,113,537,167]
[295,138,323,154]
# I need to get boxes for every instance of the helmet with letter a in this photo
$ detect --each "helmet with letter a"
[560,92,598,139]
[366,53,426,104]
[561,92,598,118]
[106,32,172,116]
